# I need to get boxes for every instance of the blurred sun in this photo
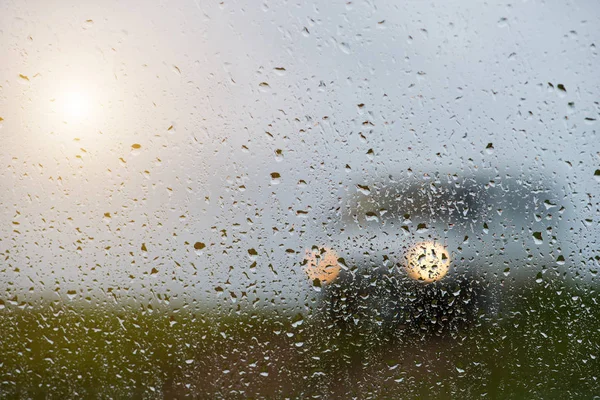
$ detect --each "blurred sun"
[61,90,90,122]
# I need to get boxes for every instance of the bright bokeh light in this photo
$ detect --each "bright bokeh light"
[304,247,341,284]
[404,241,451,283]
[61,90,90,122]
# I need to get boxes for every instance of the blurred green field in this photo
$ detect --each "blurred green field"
[0,279,598,399]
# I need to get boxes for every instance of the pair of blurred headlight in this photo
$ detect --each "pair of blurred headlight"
[304,241,450,285]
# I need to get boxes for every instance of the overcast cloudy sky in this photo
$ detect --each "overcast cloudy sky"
[1,0,598,310]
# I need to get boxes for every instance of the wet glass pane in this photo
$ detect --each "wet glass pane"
[1,0,599,398]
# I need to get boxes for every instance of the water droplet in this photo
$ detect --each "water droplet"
[258,82,271,92]
[357,184,371,195]
[270,172,281,184]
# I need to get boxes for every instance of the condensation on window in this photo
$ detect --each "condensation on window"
[0,0,598,397]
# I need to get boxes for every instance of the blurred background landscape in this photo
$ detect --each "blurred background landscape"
[0,0,599,398]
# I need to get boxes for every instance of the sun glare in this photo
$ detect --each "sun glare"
[61,90,90,122]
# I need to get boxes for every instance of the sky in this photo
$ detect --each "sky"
[0,0,599,310]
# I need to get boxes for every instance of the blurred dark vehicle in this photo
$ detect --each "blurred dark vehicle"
[311,171,570,337]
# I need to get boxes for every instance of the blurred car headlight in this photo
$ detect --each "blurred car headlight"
[404,241,450,283]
